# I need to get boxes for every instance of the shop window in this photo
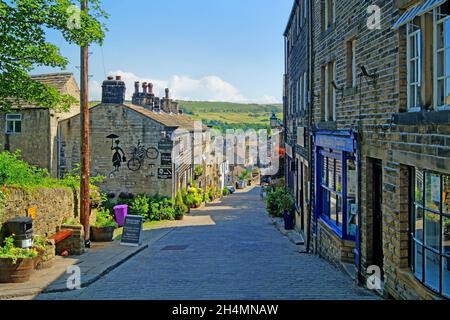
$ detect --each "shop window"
[5,114,22,134]
[319,152,356,237]
[410,168,450,298]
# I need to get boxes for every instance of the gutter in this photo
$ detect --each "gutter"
[306,0,313,253]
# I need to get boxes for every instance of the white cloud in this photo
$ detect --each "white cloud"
[89,70,281,104]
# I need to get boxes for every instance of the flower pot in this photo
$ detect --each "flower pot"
[175,215,184,221]
[283,211,295,230]
[0,258,35,283]
[91,226,115,242]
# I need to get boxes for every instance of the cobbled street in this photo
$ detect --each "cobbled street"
[37,187,378,300]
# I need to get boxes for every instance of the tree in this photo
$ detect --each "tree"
[0,0,108,111]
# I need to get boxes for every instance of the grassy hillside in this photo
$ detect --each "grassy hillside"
[177,100,283,131]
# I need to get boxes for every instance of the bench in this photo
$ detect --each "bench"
[49,230,73,244]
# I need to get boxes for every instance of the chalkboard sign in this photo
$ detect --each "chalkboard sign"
[158,168,173,179]
[120,215,143,247]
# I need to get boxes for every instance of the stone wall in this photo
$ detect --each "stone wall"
[309,0,450,299]
[0,187,75,240]
[317,219,355,267]
[59,104,192,199]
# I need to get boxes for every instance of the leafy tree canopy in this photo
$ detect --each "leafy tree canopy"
[0,0,108,111]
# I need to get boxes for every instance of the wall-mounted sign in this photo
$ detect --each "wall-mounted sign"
[158,140,173,150]
[158,168,173,179]
[161,153,172,166]
[120,215,143,247]
[27,207,37,220]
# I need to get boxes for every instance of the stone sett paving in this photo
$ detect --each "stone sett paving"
[37,187,379,300]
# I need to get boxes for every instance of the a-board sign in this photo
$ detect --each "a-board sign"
[120,215,143,247]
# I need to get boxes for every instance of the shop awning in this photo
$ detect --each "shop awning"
[392,0,446,30]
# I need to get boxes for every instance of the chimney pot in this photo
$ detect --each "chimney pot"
[116,75,122,81]
[165,88,169,99]
[134,81,140,94]
[107,76,114,80]
[149,83,154,95]
[142,82,148,94]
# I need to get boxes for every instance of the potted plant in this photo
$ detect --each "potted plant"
[0,236,38,283]
[91,209,118,242]
[174,191,188,220]
[281,190,295,230]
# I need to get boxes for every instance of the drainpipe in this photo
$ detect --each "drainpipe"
[306,0,314,253]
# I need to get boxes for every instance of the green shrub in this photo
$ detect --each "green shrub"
[130,194,150,220]
[266,187,295,217]
[174,191,188,217]
[223,187,231,196]
[93,209,118,228]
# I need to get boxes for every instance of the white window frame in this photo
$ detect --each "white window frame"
[324,0,329,31]
[5,113,22,134]
[298,78,301,112]
[331,61,336,121]
[407,21,422,112]
[351,40,357,88]
[324,64,329,120]
[304,0,308,20]
[303,71,308,110]
[434,6,450,110]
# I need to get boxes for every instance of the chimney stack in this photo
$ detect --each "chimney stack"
[165,88,169,99]
[142,82,148,94]
[149,83,154,95]
[134,81,140,94]
[116,75,122,81]
[102,75,126,104]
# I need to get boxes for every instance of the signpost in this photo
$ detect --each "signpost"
[120,215,143,247]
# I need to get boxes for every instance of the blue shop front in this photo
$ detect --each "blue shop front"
[313,130,359,267]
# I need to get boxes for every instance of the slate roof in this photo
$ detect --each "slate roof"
[125,104,206,131]
[31,72,77,93]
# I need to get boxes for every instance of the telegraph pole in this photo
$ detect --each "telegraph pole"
[80,0,91,247]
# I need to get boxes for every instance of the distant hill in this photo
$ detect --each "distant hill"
[177,100,283,131]
[89,100,283,131]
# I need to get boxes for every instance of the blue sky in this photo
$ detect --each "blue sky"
[34,0,293,103]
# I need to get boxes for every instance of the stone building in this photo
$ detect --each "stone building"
[284,0,312,243]
[0,73,80,177]
[59,76,205,198]
[284,0,450,299]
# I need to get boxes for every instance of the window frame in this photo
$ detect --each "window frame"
[303,71,308,111]
[5,113,22,134]
[433,6,450,110]
[318,149,356,240]
[410,168,450,299]
[407,20,422,112]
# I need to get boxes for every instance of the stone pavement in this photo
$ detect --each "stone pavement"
[37,187,379,300]
[1,215,215,300]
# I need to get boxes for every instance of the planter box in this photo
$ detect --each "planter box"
[34,241,56,270]
[0,258,35,283]
[91,226,115,242]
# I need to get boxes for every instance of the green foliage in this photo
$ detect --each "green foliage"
[32,235,47,251]
[0,0,108,111]
[266,187,295,217]
[222,187,231,197]
[185,187,203,208]
[174,191,188,217]
[194,165,203,177]
[0,236,38,264]
[93,209,117,228]
[129,194,150,220]
[63,217,80,225]
[239,169,251,181]
[0,151,103,193]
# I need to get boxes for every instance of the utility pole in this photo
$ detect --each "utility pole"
[80,0,90,247]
